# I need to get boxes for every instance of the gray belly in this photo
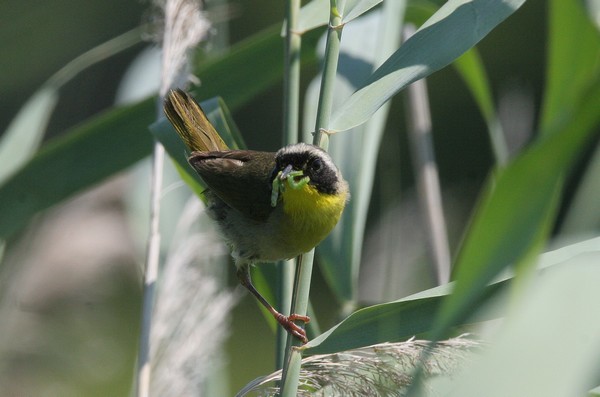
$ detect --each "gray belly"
[205,192,300,266]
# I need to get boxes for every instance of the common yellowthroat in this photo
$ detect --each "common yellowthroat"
[163,89,348,343]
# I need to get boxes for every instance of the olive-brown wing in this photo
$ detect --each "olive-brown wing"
[188,150,276,222]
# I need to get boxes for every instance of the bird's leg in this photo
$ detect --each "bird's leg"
[236,265,310,344]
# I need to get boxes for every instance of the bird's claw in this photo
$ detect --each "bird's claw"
[276,313,310,344]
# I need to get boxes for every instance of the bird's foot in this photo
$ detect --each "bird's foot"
[275,313,310,344]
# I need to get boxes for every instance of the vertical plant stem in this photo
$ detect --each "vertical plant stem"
[276,259,294,369]
[283,0,301,147]
[312,1,344,150]
[277,0,302,370]
[351,0,406,305]
[279,250,315,395]
[135,1,208,394]
[280,1,345,395]
[137,140,165,397]
[0,240,5,265]
[404,24,451,285]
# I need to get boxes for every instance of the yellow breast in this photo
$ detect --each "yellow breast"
[280,183,347,253]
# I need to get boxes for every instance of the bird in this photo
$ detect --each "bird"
[163,89,348,343]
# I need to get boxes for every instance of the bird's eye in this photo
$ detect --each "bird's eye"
[311,158,323,172]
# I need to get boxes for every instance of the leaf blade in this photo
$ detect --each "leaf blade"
[0,25,321,239]
[0,88,58,184]
[329,0,526,132]
[303,236,600,355]
[342,0,383,23]
[431,76,600,339]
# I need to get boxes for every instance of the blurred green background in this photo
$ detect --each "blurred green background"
[0,0,562,395]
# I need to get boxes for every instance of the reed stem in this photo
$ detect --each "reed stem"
[280,1,345,395]
[276,0,302,370]
[404,25,451,285]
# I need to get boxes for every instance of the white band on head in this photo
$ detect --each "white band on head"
[276,143,338,173]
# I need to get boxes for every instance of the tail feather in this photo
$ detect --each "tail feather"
[163,89,229,152]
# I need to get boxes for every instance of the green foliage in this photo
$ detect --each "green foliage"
[0,25,321,241]
[0,88,58,184]
[329,0,527,132]
[0,99,155,239]
[2,0,600,395]
[440,251,600,397]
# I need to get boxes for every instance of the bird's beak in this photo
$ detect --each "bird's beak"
[279,164,295,181]
[272,165,298,207]
[278,164,310,191]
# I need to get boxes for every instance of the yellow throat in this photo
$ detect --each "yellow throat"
[280,182,347,253]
